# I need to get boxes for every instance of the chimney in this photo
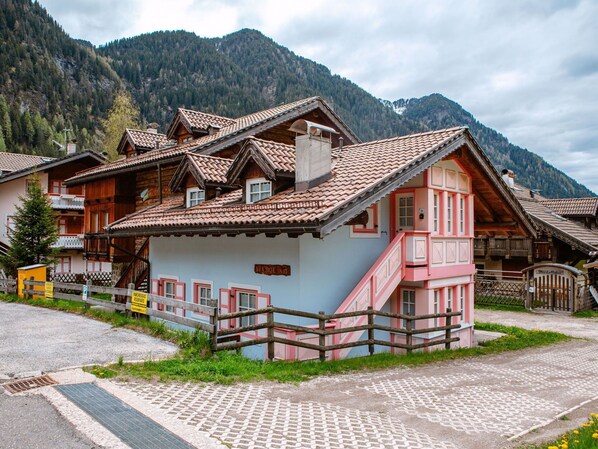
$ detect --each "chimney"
[67,141,77,155]
[501,169,515,189]
[146,122,159,134]
[289,119,338,192]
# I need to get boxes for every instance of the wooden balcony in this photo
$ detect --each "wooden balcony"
[474,237,532,259]
[84,234,110,261]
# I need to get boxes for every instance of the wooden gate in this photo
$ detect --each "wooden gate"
[523,263,584,312]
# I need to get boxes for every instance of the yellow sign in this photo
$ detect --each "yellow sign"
[131,290,148,314]
[131,303,147,314]
[45,281,53,300]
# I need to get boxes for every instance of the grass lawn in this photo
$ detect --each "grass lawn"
[573,310,598,318]
[86,322,571,384]
[475,303,530,313]
[520,413,598,449]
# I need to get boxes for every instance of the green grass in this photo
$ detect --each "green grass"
[520,413,598,448]
[475,303,530,313]
[0,293,187,343]
[85,322,571,385]
[573,310,598,318]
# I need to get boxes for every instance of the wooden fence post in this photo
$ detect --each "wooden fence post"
[367,306,374,356]
[126,283,134,317]
[319,311,326,362]
[208,299,218,353]
[267,305,274,361]
[406,316,413,354]
[445,308,452,350]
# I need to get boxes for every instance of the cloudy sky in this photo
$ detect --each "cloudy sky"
[40,0,598,193]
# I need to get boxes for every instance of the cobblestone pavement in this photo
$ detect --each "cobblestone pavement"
[116,337,598,449]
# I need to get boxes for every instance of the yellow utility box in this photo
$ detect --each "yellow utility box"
[17,264,47,299]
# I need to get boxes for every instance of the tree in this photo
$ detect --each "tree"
[1,175,59,276]
[0,125,6,151]
[101,91,141,160]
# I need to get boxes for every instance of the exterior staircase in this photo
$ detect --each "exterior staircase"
[115,238,150,301]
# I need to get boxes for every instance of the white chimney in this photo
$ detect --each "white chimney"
[501,169,515,189]
[289,119,338,192]
[67,142,77,155]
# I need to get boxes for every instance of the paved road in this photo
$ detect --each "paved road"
[104,310,598,449]
[0,301,178,376]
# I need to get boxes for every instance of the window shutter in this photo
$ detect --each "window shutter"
[175,281,186,317]
[219,288,231,330]
[151,279,164,311]
[255,293,271,338]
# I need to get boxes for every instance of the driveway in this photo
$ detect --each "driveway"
[0,301,178,377]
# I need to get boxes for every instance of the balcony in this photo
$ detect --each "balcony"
[48,194,85,210]
[52,234,84,249]
[474,237,532,260]
[84,234,110,260]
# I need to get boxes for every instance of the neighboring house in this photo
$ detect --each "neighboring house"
[474,170,598,274]
[0,150,107,275]
[66,98,535,359]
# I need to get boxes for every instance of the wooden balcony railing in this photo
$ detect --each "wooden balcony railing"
[83,234,110,259]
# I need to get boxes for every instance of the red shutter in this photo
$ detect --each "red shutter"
[219,288,231,330]
[174,281,186,317]
[255,293,271,338]
[151,279,164,311]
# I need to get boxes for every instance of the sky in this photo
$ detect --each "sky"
[40,0,598,193]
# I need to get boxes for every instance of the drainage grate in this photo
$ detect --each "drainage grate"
[3,375,57,394]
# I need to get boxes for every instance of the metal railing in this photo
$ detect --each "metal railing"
[52,235,83,249]
[47,194,85,210]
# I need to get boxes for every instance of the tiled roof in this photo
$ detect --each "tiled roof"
[126,129,170,150]
[66,97,325,185]
[518,197,598,252]
[110,127,466,234]
[248,137,295,174]
[187,153,232,184]
[179,109,236,130]
[0,153,55,173]
[540,197,598,217]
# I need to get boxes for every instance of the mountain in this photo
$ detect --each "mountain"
[98,29,422,142]
[0,0,120,154]
[0,0,593,198]
[382,95,595,198]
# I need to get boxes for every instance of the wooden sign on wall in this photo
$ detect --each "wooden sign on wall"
[254,264,291,276]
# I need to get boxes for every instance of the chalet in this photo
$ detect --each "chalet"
[0,150,107,275]
[474,170,598,274]
[66,96,536,359]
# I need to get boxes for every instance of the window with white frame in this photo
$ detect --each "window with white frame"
[246,178,272,204]
[55,256,71,274]
[401,289,415,328]
[447,195,453,234]
[398,195,414,229]
[186,187,205,208]
[460,285,466,322]
[433,193,439,233]
[237,290,257,326]
[351,204,379,236]
[6,216,16,237]
[50,180,68,195]
[194,282,212,307]
[86,260,103,272]
[164,280,176,313]
[459,197,465,234]
[433,290,440,327]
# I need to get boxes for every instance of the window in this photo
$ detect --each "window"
[90,212,99,233]
[398,195,414,229]
[51,180,67,195]
[103,211,110,229]
[401,290,416,328]
[164,280,176,313]
[460,286,466,322]
[186,187,205,208]
[433,290,440,327]
[237,290,257,327]
[194,283,212,307]
[247,179,272,204]
[55,256,71,274]
[181,136,193,143]
[351,204,379,236]
[6,216,16,237]
[86,260,103,272]
[59,219,67,235]
[459,197,465,234]
[433,193,439,233]
[447,195,453,234]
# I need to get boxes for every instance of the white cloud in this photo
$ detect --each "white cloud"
[39,0,598,193]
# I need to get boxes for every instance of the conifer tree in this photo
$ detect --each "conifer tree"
[1,175,59,276]
[0,126,6,152]
[101,91,141,160]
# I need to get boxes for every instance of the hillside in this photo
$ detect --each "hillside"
[0,0,592,198]
[382,95,595,198]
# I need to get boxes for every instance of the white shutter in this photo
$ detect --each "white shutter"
[174,281,186,317]
[255,293,270,338]
[219,288,231,330]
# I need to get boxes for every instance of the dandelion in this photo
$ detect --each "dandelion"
[548,446,558,449]
[573,430,579,434]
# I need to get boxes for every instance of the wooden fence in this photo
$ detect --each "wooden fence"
[213,306,462,361]
[20,278,216,333]
[0,276,16,294]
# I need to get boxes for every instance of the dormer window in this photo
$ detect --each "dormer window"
[247,178,272,204]
[186,187,205,207]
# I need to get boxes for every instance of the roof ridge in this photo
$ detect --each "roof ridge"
[186,152,232,163]
[343,126,466,149]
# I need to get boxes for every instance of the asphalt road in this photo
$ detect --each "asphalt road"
[0,301,178,377]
